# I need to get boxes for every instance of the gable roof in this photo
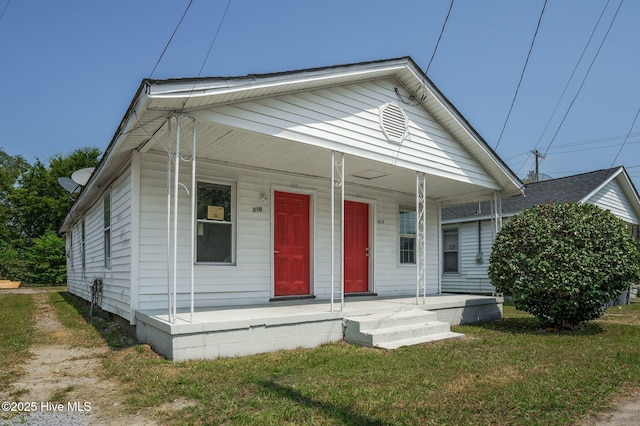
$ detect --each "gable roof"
[442,166,640,222]
[62,57,523,230]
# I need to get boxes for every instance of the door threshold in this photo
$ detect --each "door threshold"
[345,292,378,298]
[270,295,316,302]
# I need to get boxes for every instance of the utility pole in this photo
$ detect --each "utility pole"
[533,149,545,182]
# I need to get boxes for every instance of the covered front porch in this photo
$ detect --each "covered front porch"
[136,293,502,361]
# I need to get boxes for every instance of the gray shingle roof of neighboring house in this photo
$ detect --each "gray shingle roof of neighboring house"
[442,167,623,220]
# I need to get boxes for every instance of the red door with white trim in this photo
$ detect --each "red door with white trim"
[274,191,310,296]
[344,201,369,293]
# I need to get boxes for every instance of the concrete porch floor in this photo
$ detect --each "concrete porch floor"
[135,294,502,361]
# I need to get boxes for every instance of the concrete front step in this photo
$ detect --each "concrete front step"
[376,331,464,350]
[344,309,464,349]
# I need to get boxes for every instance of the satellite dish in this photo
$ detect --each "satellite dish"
[58,177,81,194]
[71,167,95,186]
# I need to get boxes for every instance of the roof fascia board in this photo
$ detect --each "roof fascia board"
[61,84,151,231]
[402,63,523,198]
[580,167,623,203]
[146,60,408,99]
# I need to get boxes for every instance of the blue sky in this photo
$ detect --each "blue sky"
[1,0,639,186]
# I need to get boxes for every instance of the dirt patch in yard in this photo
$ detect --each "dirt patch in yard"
[0,289,159,425]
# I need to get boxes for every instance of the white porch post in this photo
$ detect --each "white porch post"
[491,190,503,235]
[331,151,345,312]
[416,172,427,304]
[172,116,181,324]
[190,118,196,323]
[166,118,173,323]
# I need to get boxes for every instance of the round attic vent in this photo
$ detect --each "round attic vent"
[379,102,408,144]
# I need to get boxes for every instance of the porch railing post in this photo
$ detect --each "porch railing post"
[190,118,196,323]
[166,118,173,323]
[416,172,427,304]
[331,151,345,312]
[172,115,181,324]
[331,151,335,313]
[340,154,345,311]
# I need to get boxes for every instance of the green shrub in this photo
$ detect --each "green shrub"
[489,202,640,328]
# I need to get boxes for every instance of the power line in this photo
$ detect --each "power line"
[196,0,232,78]
[541,0,624,158]
[516,0,611,175]
[494,0,548,150]
[149,0,194,78]
[609,106,640,168]
[426,0,455,74]
[0,0,10,22]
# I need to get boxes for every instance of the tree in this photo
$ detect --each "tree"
[488,202,640,328]
[0,147,100,284]
[0,149,28,243]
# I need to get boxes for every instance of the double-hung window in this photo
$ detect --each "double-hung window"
[443,229,459,273]
[81,220,86,270]
[196,181,235,264]
[104,191,111,269]
[398,204,416,264]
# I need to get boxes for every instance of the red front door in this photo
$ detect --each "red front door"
[274,191,310,296]
[344,201,369,293]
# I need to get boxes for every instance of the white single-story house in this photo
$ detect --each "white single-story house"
[441,166,640,295]
[61,57,524,360]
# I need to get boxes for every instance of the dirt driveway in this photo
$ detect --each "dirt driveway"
[0,288,157,425]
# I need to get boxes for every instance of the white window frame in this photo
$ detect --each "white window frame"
[195,179,237,265]
[443,228,459,274]
[398,204,416,265]
[104,190,111,269]
[81,219,86,271]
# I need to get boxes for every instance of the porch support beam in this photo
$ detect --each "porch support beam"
[416,172,427,304]
[491,190,502,235]
[166,118,173,323]
[190,118,197,323]
[172,115,181,324]
[331,151,345,312]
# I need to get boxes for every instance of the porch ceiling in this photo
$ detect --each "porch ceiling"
[146,118,495,203]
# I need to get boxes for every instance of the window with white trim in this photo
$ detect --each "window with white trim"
[81,220,86,270]
[196,181,235,264]
[399,204,416,264]
[104,191,111,269]
[443,229,459,273]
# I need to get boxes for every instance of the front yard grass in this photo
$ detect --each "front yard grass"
[99,302,640,426]
[4,290,639,425]
[0,293,35,389]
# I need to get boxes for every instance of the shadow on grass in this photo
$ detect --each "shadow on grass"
[58,291,139,351]
[475,316,604,336]
[256,379,392,426]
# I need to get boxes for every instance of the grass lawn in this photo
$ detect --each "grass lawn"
[3,290,640,425]
[100,302,640,426]
[0,293,35,389]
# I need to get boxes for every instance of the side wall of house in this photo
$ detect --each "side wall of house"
[441,219,495,294]
[589,179,640,225]
[66,165,133,321]
[137,151,440,311]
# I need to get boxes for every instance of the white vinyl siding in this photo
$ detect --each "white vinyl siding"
[192,79,497,190]
[441,220,495,294]
[136,151,441,311]
[66,168,133,321]
[589,179,640,225]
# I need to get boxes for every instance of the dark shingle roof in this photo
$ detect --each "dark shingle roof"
[442,168,621,220]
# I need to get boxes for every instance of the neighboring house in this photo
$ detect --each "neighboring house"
[441,167,640,295]
[60,57,523,359]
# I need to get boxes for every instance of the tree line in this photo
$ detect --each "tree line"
[0,147,101,285]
